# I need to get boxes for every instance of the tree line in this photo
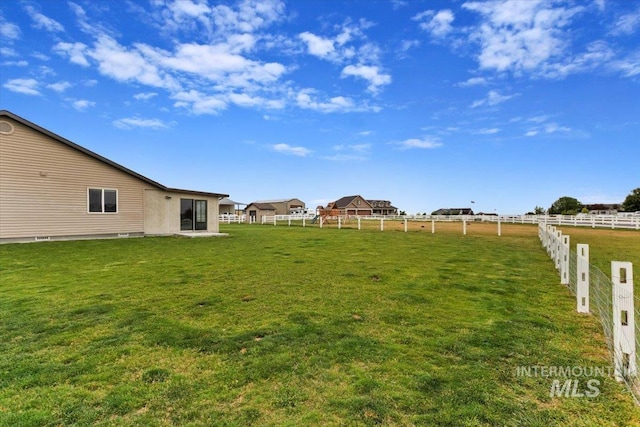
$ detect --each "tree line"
[533,188,640,215]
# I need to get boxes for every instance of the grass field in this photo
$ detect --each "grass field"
[1,223,639,426]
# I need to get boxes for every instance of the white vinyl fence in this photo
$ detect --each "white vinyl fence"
[539,224,638,404]
[221,213,640,230]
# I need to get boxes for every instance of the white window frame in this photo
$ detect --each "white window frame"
[87,188,118,214]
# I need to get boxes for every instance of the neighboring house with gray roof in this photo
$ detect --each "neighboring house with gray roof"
[244,202,277,222]
[431,208,475,215]
[327,195,373,216]
[252,198,305,215]
[367,200,398,216]
[219,198,245,215]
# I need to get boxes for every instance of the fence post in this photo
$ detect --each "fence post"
[358,217,361,230]
[320,217,323,229]
[554,229,562,271]
[288,217,291,226]
[498,218,501,236]
[546,225,554,256]
[612,261,636,382]
[560,235,570,285]
[576,244,590,313]
[431,220,435,234]
[303,217,306,228]
[463,220,467,235]
[380,218,384,231]
[404,218,407,233]
[274,216,277,226]
[338,216,341,229]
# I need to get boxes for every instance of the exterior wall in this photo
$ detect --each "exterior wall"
[219,203,234,215]
[0,117,148,240]
[245,204,275,222]
[145,189,220,235]
[345,196,373,215]
[261,199,305,215]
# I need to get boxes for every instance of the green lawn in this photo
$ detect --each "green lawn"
[1,224,639,426]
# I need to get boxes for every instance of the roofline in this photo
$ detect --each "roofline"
[165,188,228,199]
[1,110,228,199]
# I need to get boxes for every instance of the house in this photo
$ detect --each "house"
[367,200,398,216]
[327,195,373,216]
[250,198,306,215]
[432,208,475,215]
[584,204,620,215]
[244,203,277,222]
[0,110,227,242]
[219,198,245,215]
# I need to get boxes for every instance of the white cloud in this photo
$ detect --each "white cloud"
[456,76,488,87]
[170,0,211,18]
[88,35,180,90]
[609,50,640,77]
[71,99,95,111]
[0,18,21,40]
[527,115,549,123]
[24,5,64,32]
[47,81,73,92]
[113,117,171,130]
[324,143,371,161]
[172,90,227,114]
[272,143,311,157]
[610,7,640,35]
[470,90,514,108]
[544,122,571,133]
[400,39,420,53]
[134,92,158,101]
[395,137,443,150]
[541,40,614,78]
[54,42,90,67]
[413,9,455,38]
[341,64,391,93]
[299,32,336,58]
[3,78,40,95]
[524,121,573,137]
[0,47,18,57]
[295,89,355,113]
[463,0,584,73]
[477,128,500,135]
[2,60,28,67]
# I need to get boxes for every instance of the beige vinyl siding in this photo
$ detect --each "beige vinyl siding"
[0,118,148,239]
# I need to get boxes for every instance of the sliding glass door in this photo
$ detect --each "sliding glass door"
[180,199,207,231]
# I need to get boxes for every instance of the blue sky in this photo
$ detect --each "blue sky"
[1,0,639,214]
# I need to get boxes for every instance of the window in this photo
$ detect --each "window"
[88,188,118,213]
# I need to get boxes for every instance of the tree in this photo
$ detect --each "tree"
[534,206,546,215]
[622,188,640,212]
[549,196,581,215]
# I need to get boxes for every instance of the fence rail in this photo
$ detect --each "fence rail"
[220,213,640,230]
[539,224,638,404]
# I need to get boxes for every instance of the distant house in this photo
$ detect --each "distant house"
[584,204,620,215]
[327,195,374,216]
[244,203,277,222]
[367,200,398,216]
[432,208,475,215]
[248,198,306,215]
[0,110,227,242]
[219,198,245,215]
